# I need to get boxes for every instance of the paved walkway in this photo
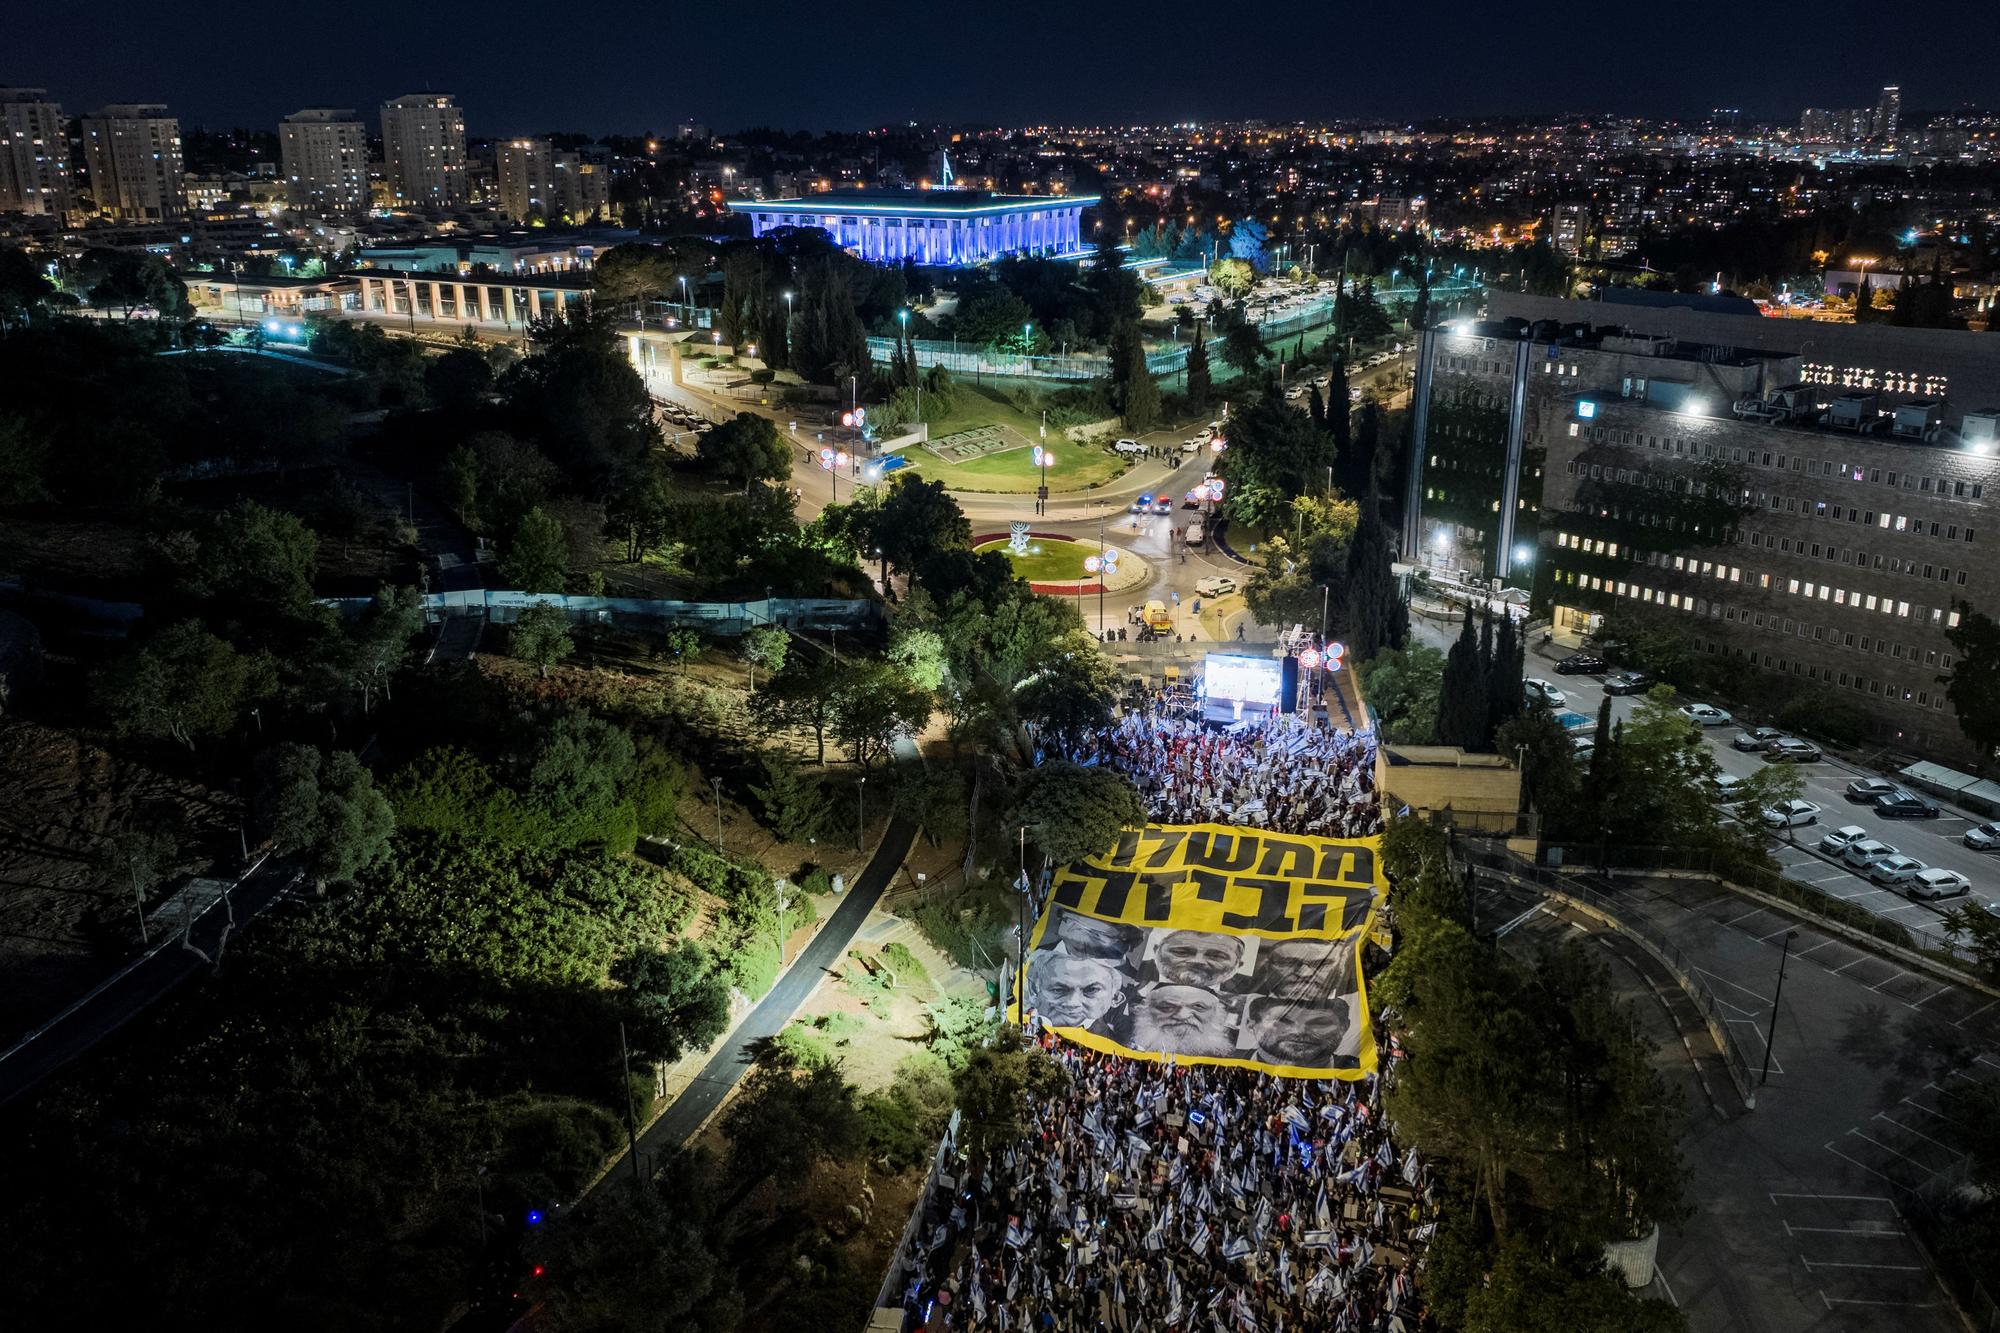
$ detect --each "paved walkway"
[585,808,919,1198]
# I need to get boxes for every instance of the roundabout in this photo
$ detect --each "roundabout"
[973,531,1151,597]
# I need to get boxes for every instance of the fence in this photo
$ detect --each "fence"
[1454,839,1761,1106]
[869,1107,961,1327]
[320,590,880,635]
[866,336,1186,383]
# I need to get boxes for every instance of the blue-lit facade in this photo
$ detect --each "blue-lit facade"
[725,189,1096,266]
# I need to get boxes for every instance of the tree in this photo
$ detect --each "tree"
[526,711,639,854]
[829,660,932,769]
[190,500,322,622]
[528,1165,742,1333]
[96,621,276,750]
[749,754,843,843]
[1016,639,1118,756]
[501,505,570,592]
[792,256,870,384]
[952,1034,1068,1165]
[1497,708,1583,832]
[604,465,674,562]
[1010,760,1144,864]
[660,627,703,673]
[500,310,661,495]
[722,1062,862,1203]
[873,475,972,580]
[0,414,50,506]
[1360,645,1446,744]
[697,411,790,493]
[614,941,732,1064]
[1219,314,1267,374]
[755,654,839,764]
[1325,356,1352,450]
[1942,898,2000,984]
[255,744,396,891]
[1208,257,1255,299]
[739,625,788,690]
[1942,601,2000,764]
[1341,491,1408,661]
[1437,609,1490,750]
[1463,1241,1687,1333]
[512,603,574,677]
[1107,320,1159,432]
[346,584,422,709]
[423,345,494,412]
[1485,613,1523,744]
[1184,332,1212,411]
[1734,762,1808,840]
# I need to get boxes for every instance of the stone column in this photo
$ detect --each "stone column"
[476,285,493,324]
[503,287,519,325]
[529,288,543,321]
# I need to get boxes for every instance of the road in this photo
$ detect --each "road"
[1474,868,1994,1333]
[0,858,297,1106]
[583,809,918,1200]
[1504,642,2000,942]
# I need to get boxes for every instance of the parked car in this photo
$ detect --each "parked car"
[1113,438,1145,456]
[1571,738,1596,762]
[1732,727,1784,752]
[1603,671,1654,696]
[1964,821,2000,851]
[1845,777,1899,803]
[1194,576,1238,598]
[1765,739,1824,764]
[1761,798,1822,828]
[1867,855,1928,887]
[1182,437,1203,453]
[1907,869,1972,901]
[1555,653,1606,675]
[1709,773,1746,801]
[1524,678,1567,708]
[1678,703,1733,726]
[1874,789,1941,820]
[1841,839,1899,870]
[1818,824,1871,855]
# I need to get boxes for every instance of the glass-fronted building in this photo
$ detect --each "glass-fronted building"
[725,188,1096,265]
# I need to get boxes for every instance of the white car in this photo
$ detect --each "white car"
[1842,839,1898,870]
[1964,821,2000,851]
[1761,799,1822,828]
[1818,824,1870,855]
[1867,855,1927,887]
[1181,437,1203,453]
[1906,868,1971,901]
[1524,678,1567,708]
[1113,438,1145,456]
[1679,703,1734,727]
[1194,576,1238,598]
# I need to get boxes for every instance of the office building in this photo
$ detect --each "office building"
[0,89,73,218]
[80,104,184,221]
[380,94,467,208]
[279,109,367,215]
[1406,314,2000,758]
[726,188,1096,265]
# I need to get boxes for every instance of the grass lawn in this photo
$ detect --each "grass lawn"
[974,537,1108,581]
[897,383,1130,493]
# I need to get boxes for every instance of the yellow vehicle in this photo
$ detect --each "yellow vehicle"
[1142,600,1174,633]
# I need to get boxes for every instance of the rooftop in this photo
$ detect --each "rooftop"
[727,188,1098,216]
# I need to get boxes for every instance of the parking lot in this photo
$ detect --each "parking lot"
[1533,656,1997,945]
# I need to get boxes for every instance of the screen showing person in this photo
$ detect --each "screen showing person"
[1203,653,1282,705]
[1026,952,1130,1033]
[1128,984,1237,1057]
[1149,928,1253,992]
[1248,937,1357,1000]
[1039,907,1143,968]
[1243,994,1356,1069]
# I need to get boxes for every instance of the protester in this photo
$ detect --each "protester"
[895,1034,1430,1332]
[1066,707,1384,839]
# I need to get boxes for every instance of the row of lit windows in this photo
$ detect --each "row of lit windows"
[1566,424,1988,503]
[1746,492,1975,541]
[1802,362,1949,398]
[1742,531,1971,585]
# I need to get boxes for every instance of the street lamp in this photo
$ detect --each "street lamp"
[1761,930,1797,1085]
[1031,444,1053,516]
[819,446,850,501]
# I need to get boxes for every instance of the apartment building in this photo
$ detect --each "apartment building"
[0,89,73,218]
[80,104,184,220]
[279,108,368,215]
[380,94,467,208]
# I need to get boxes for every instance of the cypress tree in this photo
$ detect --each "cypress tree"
[1325,357,1351,448]
[1477,612,1497,748]
[1487,614,1522,743]
[1185,333,1212,411]
[1437,609,1489,750]
[1308,384,1326,428]
[1341,479,1408,661]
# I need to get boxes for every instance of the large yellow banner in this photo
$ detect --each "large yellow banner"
[1012,824,1386,1080]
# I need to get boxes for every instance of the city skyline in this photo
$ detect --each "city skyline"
[10,0,1999,135]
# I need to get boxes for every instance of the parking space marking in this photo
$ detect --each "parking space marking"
[1846,1128,1945,1173]
[1821,1294,1939,1309]
[1769,1192,1894,1202]
[1721,907,1766,927]
[1871,1111,1965,1159]
[1784,1223,1904,1236]
[1801,1259,1925,1271]
[1956,999,1997,1027]
[1824,1141,1901,1185]
[1869,970,1915,993]
[1830,955,1875,974]
[1491,904,1543,938]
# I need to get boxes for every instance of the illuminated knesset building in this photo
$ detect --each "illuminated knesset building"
[725,187,1097,266]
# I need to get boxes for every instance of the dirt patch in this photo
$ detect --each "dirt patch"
[0,718,238,1042]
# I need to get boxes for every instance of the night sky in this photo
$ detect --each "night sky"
[15,0,2000,134]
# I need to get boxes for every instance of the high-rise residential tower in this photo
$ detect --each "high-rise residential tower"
[80,104,184,220]
[0,89,73,217]
[279,108,367,215]
[380,93,467,208]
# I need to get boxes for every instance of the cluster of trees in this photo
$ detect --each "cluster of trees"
[1436,609,1527,752]
[1376,819,1689,1333]
[946,233,1145,354]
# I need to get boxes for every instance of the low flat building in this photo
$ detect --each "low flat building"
[725,187,1096,265]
